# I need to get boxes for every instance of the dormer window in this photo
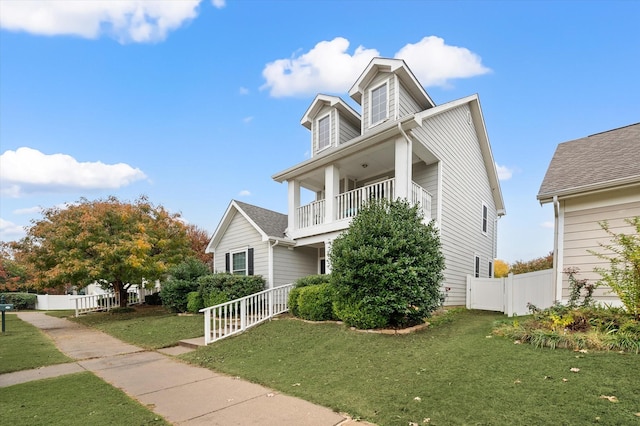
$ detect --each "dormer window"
[317,114,331,151]
[370,82,388,126]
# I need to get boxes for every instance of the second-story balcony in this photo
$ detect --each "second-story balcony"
[295,178,432,232]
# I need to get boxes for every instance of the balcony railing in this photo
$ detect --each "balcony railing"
[295,178,432,230]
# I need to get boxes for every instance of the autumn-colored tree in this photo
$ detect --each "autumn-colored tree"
[0,241,34,292]
[494,259,510,278]
[186,224,213,269]
[510,251,554,275]
[20,196,194,307]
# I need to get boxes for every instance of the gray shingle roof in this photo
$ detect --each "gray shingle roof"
[537,123,640,201]
[233,200,288,238]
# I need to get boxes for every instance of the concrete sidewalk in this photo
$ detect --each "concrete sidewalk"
[2,312,351,425]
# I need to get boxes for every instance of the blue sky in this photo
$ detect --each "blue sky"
[1,0,638,263]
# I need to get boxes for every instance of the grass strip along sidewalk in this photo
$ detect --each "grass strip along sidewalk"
[180,310,640,426]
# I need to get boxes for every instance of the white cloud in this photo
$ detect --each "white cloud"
[211,0,226,8]
[13,206,41,215]
[394,36,491,87]
[0,147,147,197]
[0,218,26,241]
[238,190,251,197]
[541,221,555,229]
[239,87,250,95]
[261,37,380,97]
[495,164,513,181]
[262,36,491,97]
[243,116,254,124]
[0,0,201,43]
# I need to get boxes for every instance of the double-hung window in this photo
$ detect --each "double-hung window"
[225,248,254,276]
[317,115,331,152]
[481,203,488,234]
[370,82,388,126]
[474,255,481,278]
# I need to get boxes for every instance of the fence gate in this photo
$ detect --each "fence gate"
[466,269,554,316]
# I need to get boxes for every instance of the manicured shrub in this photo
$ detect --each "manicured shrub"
[197,273,265,308]
[288,287,301,317]
[186,291,203,313]
[144,293,162,305]
[160,280,199,313]
[160,258,211,313]
[330,199,445,329]
[296,283,336,321]
[1,293,36,310]
[294,274,331,288]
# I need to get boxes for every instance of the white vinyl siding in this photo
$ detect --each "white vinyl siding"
[411,104,497,305]
[339,117,360,144]
[398,80,422,117]
[412,161,439,222]
[214,212,268,285]
[272,245,317,287]
[561,196,640,303]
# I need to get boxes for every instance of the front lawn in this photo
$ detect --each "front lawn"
[1,372,168,425]
[67,305,203,349]
[180,310,640,425]
[0,313,73,374]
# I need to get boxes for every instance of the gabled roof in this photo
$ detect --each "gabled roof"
[348,57,435,110]
[205,200,291,253]
[537,123,640,203]
[414,94,506,215]
[300,94,361,130]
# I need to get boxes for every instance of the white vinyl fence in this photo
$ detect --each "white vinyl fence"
[466,269,555,316]
[73,287,154,317]
[200,284,293,345]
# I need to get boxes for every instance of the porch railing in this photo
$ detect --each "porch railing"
[411,182,432,221]
[336,178,396,221]
[200,284,293,345]
[296,199,325,229]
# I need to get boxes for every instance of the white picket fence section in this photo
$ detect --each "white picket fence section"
[73,287,153,317]
[200,284,293,345]
[466,269,555,316]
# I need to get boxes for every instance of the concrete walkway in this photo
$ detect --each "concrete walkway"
[1,312,351,426]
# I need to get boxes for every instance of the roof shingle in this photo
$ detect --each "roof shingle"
[537,123,640,201]
[233,200,288,238]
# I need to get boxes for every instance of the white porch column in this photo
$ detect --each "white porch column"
[324,165,340,224]
[287,180,300,233]
[395,135,412,200]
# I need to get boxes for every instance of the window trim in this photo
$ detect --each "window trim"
[368,81,389,127]
[481,203,488,235]
[488,260,493,278]
[230,248,248,276]
[474,255,481,278]
[316,113,331,153]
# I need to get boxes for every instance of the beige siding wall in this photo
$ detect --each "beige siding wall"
[273,246,318,287]
[398,80,422,118]
[411,104,497,305]
[560,190,640,303]
[213,211,269,286]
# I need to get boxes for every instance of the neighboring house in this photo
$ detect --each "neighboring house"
[207,57,505,306]
[537,122,640,305]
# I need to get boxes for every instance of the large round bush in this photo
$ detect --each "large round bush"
[330,199,445,328]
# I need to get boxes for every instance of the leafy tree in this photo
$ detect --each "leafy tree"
[0,241,33,292]
[160,257,211,313]
[510,251,553,275]
[186,224,213,269]
[20,196,194,307]
[330,199,445,329]
[494,259,510,278]
[591,217,640,319]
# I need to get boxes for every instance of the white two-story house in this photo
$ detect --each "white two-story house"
[207,58,505,306]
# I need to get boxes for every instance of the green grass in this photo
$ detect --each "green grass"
[0,314,73,374]
[180,310,640,425]
[68,305,203,349]
[1,372,169,425]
